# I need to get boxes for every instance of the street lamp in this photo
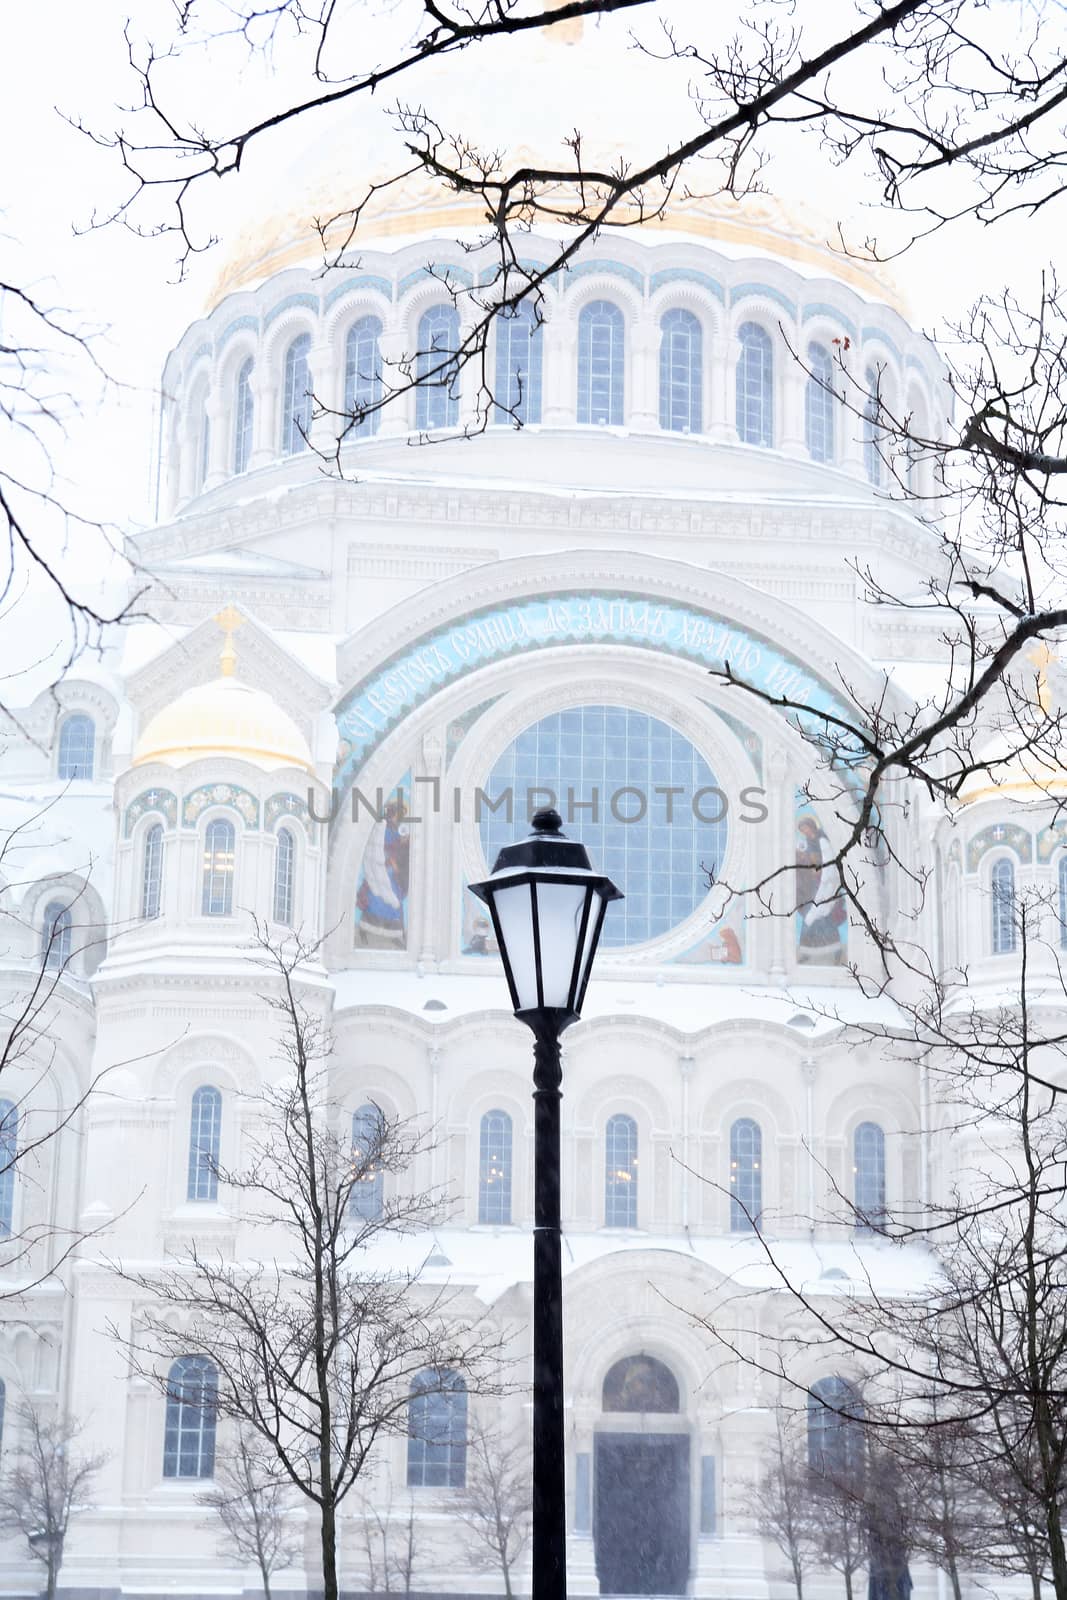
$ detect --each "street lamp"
[470,807,622,1600]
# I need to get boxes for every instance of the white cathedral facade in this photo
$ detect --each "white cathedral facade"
[0,169,1052,1599]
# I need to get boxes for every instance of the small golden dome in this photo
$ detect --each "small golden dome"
[132,677,314,774]
[957,732,1067,807]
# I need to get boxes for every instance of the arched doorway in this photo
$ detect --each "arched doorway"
[594,1355,690,1596]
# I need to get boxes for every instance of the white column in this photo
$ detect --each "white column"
[544,313,576,425]
[780,355,807,457]
[249,361,277,470]
[378,319,413,438]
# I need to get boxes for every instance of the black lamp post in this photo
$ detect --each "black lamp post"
[470,808,622,1600]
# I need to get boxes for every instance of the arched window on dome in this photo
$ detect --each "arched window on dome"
[577,300,625,427]
[407,1369,467,1488]
[729,1116,762,1232]
[141,823,164,921]
[0,1100,17,1237]
[188,1085,222,1202]
[282,333,313,456]
[41,902,72,970]
[808,1376,863,1480]
[863,365,883,486]
[416,306,460,431]
[57,713,95,781]
[478,1109,513,1224]
[735,322,773,447]
[805,342,836,463]
[853,1121,886,1233]
[350,1102,385,1221]
[605,1113,638,1228]
[201,818,236,918]
[1058,856,1067,949]
[344,316,383,438]
[659,307,703,434]
[991,857,1017,954]
[494,301,543,425]
[273,827,295,927]
[163,1355,218,1479]
[233,357,254,475]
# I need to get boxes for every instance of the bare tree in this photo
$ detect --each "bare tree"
[0,1405,107,1600]
[200,1427,300,1600]
[753,1415,818,1600]
[357,1484,421,1597]
[455,1421,532,1598]
[115,929,501,1600]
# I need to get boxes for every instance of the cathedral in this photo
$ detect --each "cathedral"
[0,52,1052,1597]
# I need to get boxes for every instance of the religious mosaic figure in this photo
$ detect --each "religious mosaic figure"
[355,793,410,948]
[795,801,848,964]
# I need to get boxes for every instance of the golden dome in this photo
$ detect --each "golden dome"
[133,677,314,774]
[958,733,1067,807]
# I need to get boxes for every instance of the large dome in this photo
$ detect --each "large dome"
[132,675,314,774]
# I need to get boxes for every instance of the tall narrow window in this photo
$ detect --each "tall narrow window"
[163,1355,218,1479]
[407,1369,467,1487]
[416,306,460,431]
[1059,857,1067,949]
[57,714,95,780]
[729,1117,762,1232]
[344,316,383,438]
[233,357,254,474]
[0,1101,16,1237]
[659,308,703,434]
[141,823,164,920]
[41,902,72,970]
[201,818,235,917]
[605,1113,638,1228]
[992,858,1016,954]
[478,1109,513,1224]
[0,1377,6,1453]
[197,400,211,489]
[863,365,883,486]
[853,1121,886,1232]
[906,397,926,492]
[577,301,625,426]
[735,322,773,446]
[188,1085,222,1202]
[350,1102,385,1221]
[494,302,543,425]
[805,342,835,463]
[808,1376,863,1480]
[282,333,313,455]
[273,827,295,927]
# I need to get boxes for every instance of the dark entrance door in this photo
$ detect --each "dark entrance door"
[594,1432,690,1595]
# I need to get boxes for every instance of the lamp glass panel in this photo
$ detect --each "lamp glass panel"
[574,887,604,1003]
[490,883,539,1011]
[531,880,590,1009]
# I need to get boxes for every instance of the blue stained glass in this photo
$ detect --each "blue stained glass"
[659,308,703,433]
[416,306,460,430]
[494,302,543,424]
[345,316,383,437]
[480,705,726,947]
[577,301,624,425]
[805,342,835,463]
[736,322,773,446]
[282,334,312,455]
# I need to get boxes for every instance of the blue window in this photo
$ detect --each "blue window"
[163,1355,218,1479]
[416,306,460,430]
[659,308,702,433]
[853,1121,886,1232]
[282,333,313,455]
[407,1369,467,1487]
[198,401,211,489]
[808,1376,863,1479]
[202,819,235,917]
[57,714,95,781]
[480,705,727,949]
[729,1117,762,1232]
[1059,857,1067,949]
[273,827,295,927]
[188,1085,222,1202]
[0,1101,16,1237]
[735,323,773,446]
[863,365,882,485]
[233,358,254,474]
[142,823,164,920]
[494,302,543,425]
[345,316,383,438]
[605,1113,638,1227]
[350,1102,385,1221]
[478,1109,513,1224]
[41,902,72,970]
[577,301,624,426]
[992,858,1016,954]
[805,342,835,463]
